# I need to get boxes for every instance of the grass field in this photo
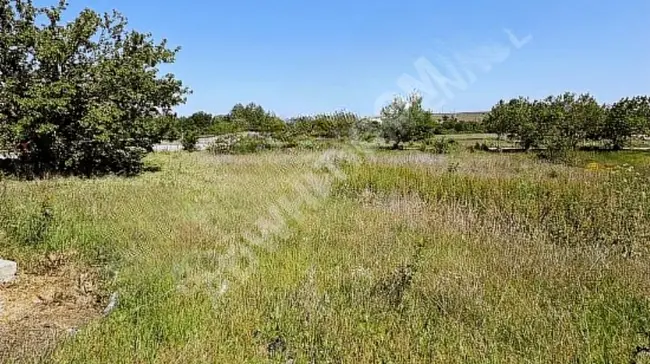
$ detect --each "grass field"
[2,147,650,363]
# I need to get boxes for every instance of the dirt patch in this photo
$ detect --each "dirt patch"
[0,253,104,361]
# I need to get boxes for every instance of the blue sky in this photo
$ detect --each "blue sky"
[66,0,648,117]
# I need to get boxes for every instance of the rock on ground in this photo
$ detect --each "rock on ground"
[0,260,17,284]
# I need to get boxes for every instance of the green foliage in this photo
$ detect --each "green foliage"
[181,131,199,151]
[434,116,487,134]
[380,93,433,149]
[208,115,240,135]
[288,111,358,139]
[183,112,214,134]
[483,92,649,155]
[228,103,286,134]
[484,97,539,149]
[542,93,605,152]
[155,115,183,142]
[173,113,240,137]
[167,106,364,142]
[207,133,279,154]
[206,132,341,155]
[162,105,289,140]
[420,137,457,154]
[0,0,189,176]
[354,118,382,142]
[602,96,650,149]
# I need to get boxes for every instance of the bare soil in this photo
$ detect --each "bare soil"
[0,253,104,361]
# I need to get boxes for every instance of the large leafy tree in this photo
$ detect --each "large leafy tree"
[484,97,538,149]
[602,96,650,149]
[574,94,607,143]
[540,93,604,150]
[380,93,432,149]
[0,0,189,175]
[485,93,606,152]
[483,100,510,137]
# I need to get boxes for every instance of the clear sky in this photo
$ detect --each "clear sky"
[65,0,649,117]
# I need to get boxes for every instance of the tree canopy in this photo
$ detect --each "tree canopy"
[380,93,433,149]
[484,93,649,153]
[0,0,189,176]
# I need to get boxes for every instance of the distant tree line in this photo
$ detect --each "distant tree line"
[484,93,650,155]
[160,104,362,144]
[433,116,487,134]
[7,2,648,176]
[160,93,650,155]
[160,103,286,148]
[170,99,487,150]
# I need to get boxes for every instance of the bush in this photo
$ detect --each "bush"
[182,131,199,152]
[472,142,491,152]
[420,138,457,154]
[207,133,279,155]
[228,103,287,133]
[287,112,358,139]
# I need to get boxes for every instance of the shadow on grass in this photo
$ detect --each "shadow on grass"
[0,159,161,180]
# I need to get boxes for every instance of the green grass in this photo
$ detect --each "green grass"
[576,150,650,169]
[433,133,500,148]
[410,134,516,149]
[2,149,650,363]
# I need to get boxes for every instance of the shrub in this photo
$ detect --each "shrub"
[472,141,491,152]
[293,139,324,151]
[182,131,199,152]
[228,103,287,133]
[207,133,278,154]
[287,112,359,139]
[355,118,382,142]
[421,137,457,154]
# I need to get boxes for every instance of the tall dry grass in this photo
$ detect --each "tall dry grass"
[1,149,649,363]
